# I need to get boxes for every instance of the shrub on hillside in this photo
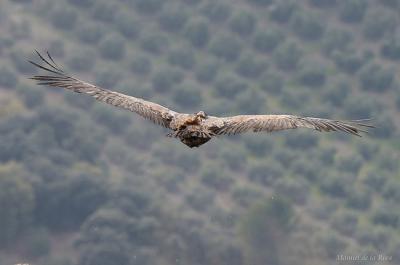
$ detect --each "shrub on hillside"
[382,179,400,202]
[344,96,382,119]
[322,78,350,107]
[247,0,273,6]
[201,1,232,23]
[140,33,169,54]
[244,135,273,156]
[91,1,117,22]
[91,105,130,134]
[253,28,285,53]
[68,0,93,7]
[372,203,400,228]
[285,132,318,149]
[321,28,353,56]
[159,7,188,32]
[66,49,96,72]
[333,50,364,74]
[229,11,257,37]
[99,34,126,61]
[168,46,196,69]
[259,71,284,94]
[201,163,233,191]
[183,18,210,48]
[10,51,36,74]
[235,89,265,114]
[381,38,400,61]
[359,63,394,92]
[0,66,18,88]
[115,12,141,39]
[210,34,243,61]
[17,84,44,109]
[172,82,202,109]
[297,62,326,87]
[235,53,268,79]
[331,211,358,236]
[50,6,77,30]
[24,228,51,258]
[362,8,396,40]
[273,177,309,204]
[309,0,337,8]
[0,164,34,247]
[248,161,283,185]
[269,0,297,23]
[152,67,183,93]
[130,55,152,76]
[290,10,325,40]
[338,0,368,23]
[214,73,247,99]
[372,114,396,139]
[273,41,302,71]
[94,67,121,88]
[132,0,165,14]
[195,59,219,83]
[346,189,371,210]
[76,23,105,44]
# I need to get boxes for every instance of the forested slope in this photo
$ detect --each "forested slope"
[0,0,399,264]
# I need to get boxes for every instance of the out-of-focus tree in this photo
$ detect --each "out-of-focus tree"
[140,33,169,54]
[269,0,297,23]
[359,63,394,92]
[338,0,368,23]
[363,8,397,41]
[297,61,326,88]
[91,1,117,22]
[0,163,34,247]
[132,0,165,14]
[67,48,96,72]
[259,71,284,94]
[50,5,77,30]
[248,160,283,186]
[68,0,93,8]
[99,34,126,61]
[183,18,210,48]
[173,82,202,109]
[159,6,188,33]
[195,59,219,83]
[229,11,257,37]
[209,34,243,61]
[290,10,325,41]
[152,67,183,93]
[201,1,232,23]
[239,197,296,265]
[35,169,108,231]
[76,23,105,44]
[309,0,336,8]
[273,41,303,71]
[214,73,247,99]
[253,28,285,54]
[0,66,18,88]
[115,12,141,39]
[130,55,152,76]
[168,46,196,69]
[322,28,353,56]
[235,53,268,79]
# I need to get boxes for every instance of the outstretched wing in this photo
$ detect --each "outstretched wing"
[30,51,178,128]
[207,115,373,137]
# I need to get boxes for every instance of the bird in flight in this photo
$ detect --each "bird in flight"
[30,51,373,148]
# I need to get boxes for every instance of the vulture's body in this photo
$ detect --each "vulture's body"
[30,51,373,148]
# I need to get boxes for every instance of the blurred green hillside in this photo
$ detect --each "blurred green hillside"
[0,0,399,264]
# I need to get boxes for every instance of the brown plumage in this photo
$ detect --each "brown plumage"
[30,51,374,148]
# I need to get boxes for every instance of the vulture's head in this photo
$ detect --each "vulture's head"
[196,111,208,119]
